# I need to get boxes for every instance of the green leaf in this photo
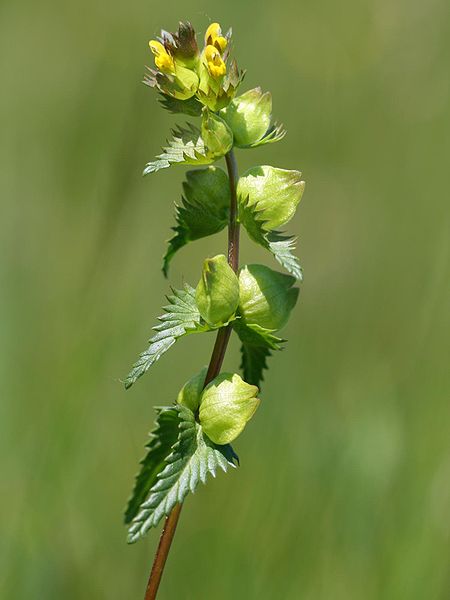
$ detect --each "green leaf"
[240,344,272,388]
[220,87,286,148]
[163,167,230,276]
[124,407,180,525]
[239,195,303,280]
[233,321,284,389]
[125,284,210,389]
[265,230,303,281]
[127,405,237,543]
[143,123,214,175]
[233,321,284,350]
[158,94,203,116]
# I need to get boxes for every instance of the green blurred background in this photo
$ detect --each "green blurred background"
[1,0,449,598]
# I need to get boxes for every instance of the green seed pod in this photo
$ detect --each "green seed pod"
[220,87,272,147]
[238,264,299,331]
[196,254,239,327]
[201,109,233,157]
[199,373,260,445]
[237,166,305,230]
[176,366,208,413]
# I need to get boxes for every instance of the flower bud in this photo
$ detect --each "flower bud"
[196,254,239,326]
[199,373,260,445]
[177,366,207,413]
[238,264,299,331]
[220,87,272,147]
[201,109,233,157]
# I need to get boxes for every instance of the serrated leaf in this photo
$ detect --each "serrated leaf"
[233,321,284,389]
[163,167,230,276]
[240,344,272,388]
[125,284,210,389]
[246,122,286,148]
[239,195,303,280]
[158,94,203,116]
[124,407,180,524]
[128,405,237,543]
[143,123,214,175]
[233,321,284,350]
[266,230,303,281]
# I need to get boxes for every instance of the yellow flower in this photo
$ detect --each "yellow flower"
[149,40,175,74]
[205,22,228,54]
[204,45,227,78]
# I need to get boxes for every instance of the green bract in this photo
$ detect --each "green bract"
[238,166,305,231]
[199,373,260,445]
[177,366,208,412]
[195,254,240,326]
[238,264,299,331]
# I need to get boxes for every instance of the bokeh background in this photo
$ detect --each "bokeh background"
[1,0,449,598]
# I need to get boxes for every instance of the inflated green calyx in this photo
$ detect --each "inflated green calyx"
[199,373,260,444]
[177,366,208,412]
[238,264,299,331]
[195,254,240,326]
[220,87,272,147]
[201,109,233,157]
[237,165,305,231]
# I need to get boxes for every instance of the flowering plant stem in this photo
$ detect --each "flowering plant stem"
[124,19,304,597]
[144,149,239,600]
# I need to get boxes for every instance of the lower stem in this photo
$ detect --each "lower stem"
[143,503,182,599]
[143,149,240,600]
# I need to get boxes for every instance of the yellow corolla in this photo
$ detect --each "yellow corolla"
[204,45,227,78]
[205,22,228,54]
[149,40,175,74]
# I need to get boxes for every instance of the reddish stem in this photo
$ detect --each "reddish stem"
[143,149,240,600]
